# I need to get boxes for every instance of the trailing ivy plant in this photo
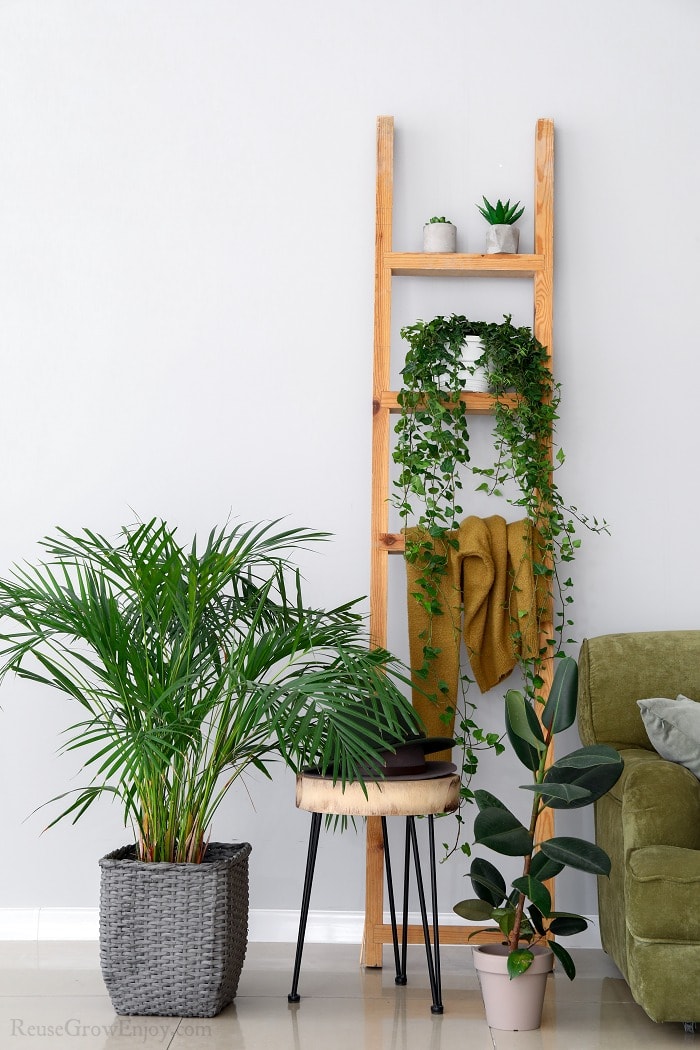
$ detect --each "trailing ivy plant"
[392,313,607,852]
[393,315,503,841]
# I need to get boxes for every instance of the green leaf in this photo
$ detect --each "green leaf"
[508,948,534,979]
[553,744,622,769]
[453,898,494,922]
[504,691,545,772]
[548,913,588,936]
[530,851,564,882]
[470,857,507,907]
[474,788,509,812]
[539,837,612,876]
[512,875,551,917]
[505,690,545,750]
[0,517,423,862]
[550,940,576,980]
[474,807,533,857]
[543,746,623,810]
[519,781,591,805]
[528,904,546,936]
[541,656,578,733]
[492,906,517,939]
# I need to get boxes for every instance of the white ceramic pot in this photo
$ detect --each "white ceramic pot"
[485,224,520,254]
[472,943,553,1031]
[461,335,489,392]
[423,222,457,253]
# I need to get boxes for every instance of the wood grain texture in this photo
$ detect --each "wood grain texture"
[379,391,521,414]
[369,116,394,653]
[296,774,461,817]
[388,252,544,277]
[365,117,394,966]
[365,117,556,962]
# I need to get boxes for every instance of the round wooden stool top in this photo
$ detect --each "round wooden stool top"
[295,773,461,817]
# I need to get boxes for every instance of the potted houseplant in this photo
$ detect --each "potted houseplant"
[423,215,457,252]
[453,655,624,1031]
[393,312,607,859]
[476,197,524,254]
[0,517,420,1017]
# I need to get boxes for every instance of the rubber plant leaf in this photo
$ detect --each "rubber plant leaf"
[539,836,612,876]
[550,940,576,981]
[474,806,533,857]
[548,913,589,936]
[511,875,552,917]
[541,655,578,733]
[470,857,507,907]
[504,689,545,772]
[507,948,534,980]
[452,898,494,922]
[474,788,510,812]
[543,747,623,810]
[530,850,564,882]
[520,781,591,803]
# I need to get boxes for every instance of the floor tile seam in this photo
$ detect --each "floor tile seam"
[0,993,111,1000]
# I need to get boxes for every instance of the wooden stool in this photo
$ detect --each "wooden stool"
[288,772,460,1014]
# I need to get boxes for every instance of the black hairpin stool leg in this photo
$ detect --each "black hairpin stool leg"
[428,816,442,1012]
[399,818,411,985]
[407,816,443,1014]
[288,811,322,1003]
[381,816,405,984]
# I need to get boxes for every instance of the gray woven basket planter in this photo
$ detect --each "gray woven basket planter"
[99,841,251,1017]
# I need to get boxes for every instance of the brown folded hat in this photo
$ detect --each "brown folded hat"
[304,736,456,782]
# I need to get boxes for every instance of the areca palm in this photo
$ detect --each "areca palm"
[0,518,420,862]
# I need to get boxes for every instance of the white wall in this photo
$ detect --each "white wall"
[1,0,699,936]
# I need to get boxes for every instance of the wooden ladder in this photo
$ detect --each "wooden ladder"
[363,116,555,966]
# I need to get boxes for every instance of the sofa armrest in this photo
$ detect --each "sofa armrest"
[622,758,700,854]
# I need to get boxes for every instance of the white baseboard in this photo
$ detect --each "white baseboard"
[0,907,602,949]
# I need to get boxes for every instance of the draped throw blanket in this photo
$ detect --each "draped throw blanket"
[404,516,547,753]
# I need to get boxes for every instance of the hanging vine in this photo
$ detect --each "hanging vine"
[392,313,607,855]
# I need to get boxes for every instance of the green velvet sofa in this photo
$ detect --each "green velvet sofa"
[577,631,700,1024]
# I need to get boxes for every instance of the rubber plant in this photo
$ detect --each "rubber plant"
[453,655,623,979]
[0,517,421,863]
[392,313,607,851]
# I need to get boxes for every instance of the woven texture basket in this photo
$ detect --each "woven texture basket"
[99,841,251,1017]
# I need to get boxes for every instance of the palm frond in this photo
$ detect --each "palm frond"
[0,518,421,861]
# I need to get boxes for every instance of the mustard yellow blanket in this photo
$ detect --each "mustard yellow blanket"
[404,516,547,743]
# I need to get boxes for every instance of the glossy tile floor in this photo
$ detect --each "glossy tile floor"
[0,940,695,1048]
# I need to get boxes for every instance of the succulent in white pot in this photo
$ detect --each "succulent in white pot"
[476,197,524,254]
[423,215,457,253]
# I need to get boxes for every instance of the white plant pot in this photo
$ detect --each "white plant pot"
[423,222,456,253]
[461,335,489,392]
[485,224,520,254]
[473,944,553,1031]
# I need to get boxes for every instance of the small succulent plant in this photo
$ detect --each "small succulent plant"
[427,215,452,224]
[476,197,524,226]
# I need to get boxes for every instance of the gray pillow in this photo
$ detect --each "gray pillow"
[637,695,700,778]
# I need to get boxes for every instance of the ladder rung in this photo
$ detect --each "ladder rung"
[374,391,520,414]
[384,251,545,278]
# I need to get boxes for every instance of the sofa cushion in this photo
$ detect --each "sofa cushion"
[605,747,659,805]
[637,695,700,778]
[577,632,700,750]
[627,845,700,942]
